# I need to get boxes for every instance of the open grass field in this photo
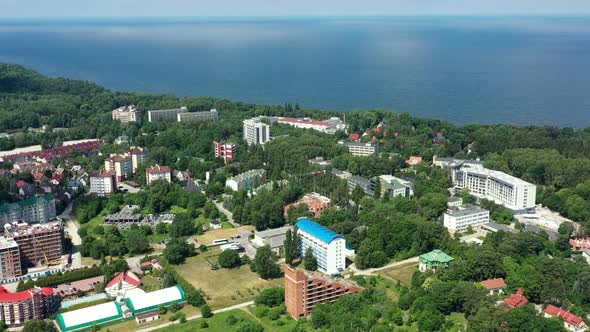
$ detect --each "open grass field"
[158,308,258,332]
[380,262,419,287]
[194,225,255,246]
[175,248,283,309]
[108,305,201,332]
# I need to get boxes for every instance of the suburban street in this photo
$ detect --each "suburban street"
[136,301,255,332]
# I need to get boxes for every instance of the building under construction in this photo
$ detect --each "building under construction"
[4,221,64,269]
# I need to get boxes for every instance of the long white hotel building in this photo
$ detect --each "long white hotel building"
[295,218,345,275]
[451,163,536,210]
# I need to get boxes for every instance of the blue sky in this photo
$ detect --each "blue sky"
[1,0,590,18]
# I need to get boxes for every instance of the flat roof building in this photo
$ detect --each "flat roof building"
[252,226,293,255]
[347,175,375,197]
[4,221,64,269]
[226,169,266,191]
[243,117,270,146]
[147,106,187,122]
[213,141,237,164]
[443,204,490,234]
[284,265,362,319]
[379,175,413,198]
[445,162,536,211]
[0,237,22,280]
[296,218,346,275]
[339,141,379,156]
[177,109,218,122]
[112,105,142,124]
[276,117,345,134]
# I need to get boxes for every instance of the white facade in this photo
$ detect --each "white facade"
[379,175,413,198]
[147,106,187,122]
[112,105,142,123]
[451,164,536,210]
[339,141,379,156]
[177,109,218,122]
[146,172,171,185]
[444,204,490,234]
[243,118,270,145]
[296,219,346,275]
[276,117,345,134]
[89,172,115,197]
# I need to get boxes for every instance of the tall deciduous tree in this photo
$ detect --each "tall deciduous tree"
[253,245,281,279]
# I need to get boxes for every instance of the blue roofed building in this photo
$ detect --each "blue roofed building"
[295,218,346,275]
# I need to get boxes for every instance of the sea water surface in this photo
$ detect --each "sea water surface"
[1,16,590,127]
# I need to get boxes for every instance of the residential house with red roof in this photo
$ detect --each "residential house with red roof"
[503,288,528,308]
[544,305,587,332]
[480,278,507,295]
[406,156,423,166]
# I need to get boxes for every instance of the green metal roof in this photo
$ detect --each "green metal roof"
[419,249,454,264]
[0,194,54,212]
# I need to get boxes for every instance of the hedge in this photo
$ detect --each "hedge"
[158,256,206,307]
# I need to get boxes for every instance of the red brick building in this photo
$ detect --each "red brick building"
[283,193,332,218]
[213,141,237,164]
[284,265,362,319]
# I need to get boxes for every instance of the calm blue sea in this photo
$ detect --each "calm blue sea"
[1,16,590,127]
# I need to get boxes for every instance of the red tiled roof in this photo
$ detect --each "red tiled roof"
[503,288,528,308]
[106,271,141,288]
[146,165,170,174]
[348,133,360,140]
[544,305,584,326]
[17,180,27,187]
[481,278,507,290]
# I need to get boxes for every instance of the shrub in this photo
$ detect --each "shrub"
[200,304,213,318]
[255,287,285,307]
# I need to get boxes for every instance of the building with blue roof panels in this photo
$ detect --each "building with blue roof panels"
[295,218,346,275]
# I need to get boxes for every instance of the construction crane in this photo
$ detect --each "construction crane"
[34,236,62,266]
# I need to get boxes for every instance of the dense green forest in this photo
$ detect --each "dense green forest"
[2,64,590,330]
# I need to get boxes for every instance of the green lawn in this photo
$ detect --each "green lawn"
[141,274,162,292]
[446,312,467,331]
[380,263,419,287]
[175,248,283,309]
[158,309,259,332]
[245,307,297,332]
[108,305,201,332]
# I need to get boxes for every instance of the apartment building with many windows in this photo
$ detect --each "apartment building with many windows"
[295,218,346,276]
[443,204,490,234]
[89,170,116,197]
[0,195,56,225]
[0,237,22,280]
[177,109,218,122]
[112,105,142,124]
[147,106,187,122]
[243,117,270,146]
[284,265,362,319]
[339,141,380,156]
[4,221,64,269]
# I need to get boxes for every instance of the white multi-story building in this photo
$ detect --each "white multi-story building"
[339,141,379,156]
[452,164,536,210]
[443,204,490,234]
[296,218,346,275]
[225,169,266,191]
[0,194,56,225]
[112,105,142,124]
[147,106,187,122]
[276,117,346,134]
[89,171,116,197]
[379,175,414,198]
[146,165,171,185]
[243,118,270,146]
[177,109,218,122]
